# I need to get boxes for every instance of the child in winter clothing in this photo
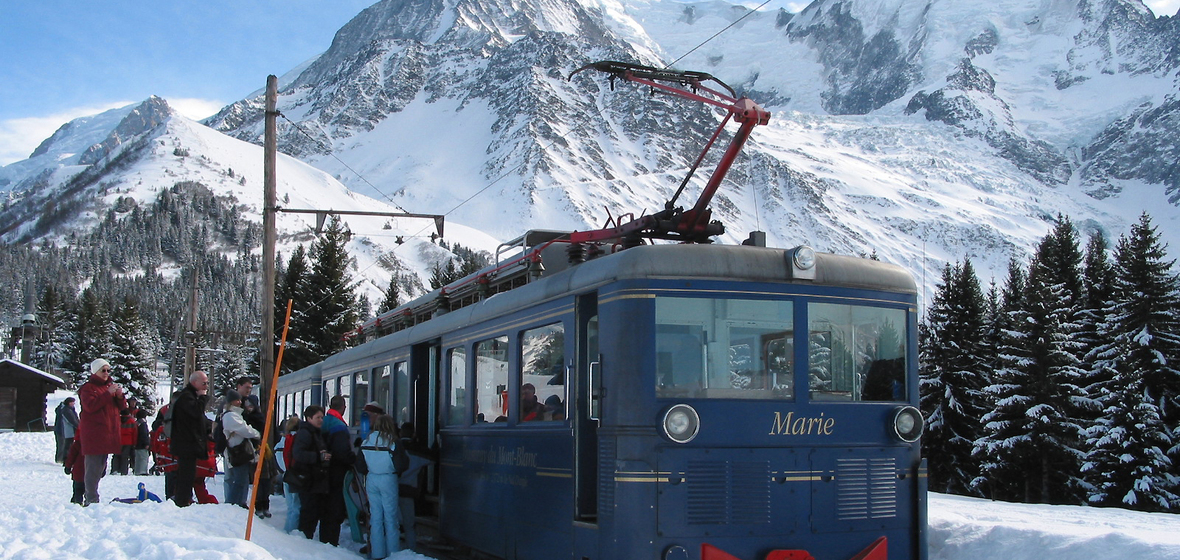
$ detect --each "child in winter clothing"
[280,415,301,533]
[134,410,151,475]
[64,434,86,504]
[114,409,136,475]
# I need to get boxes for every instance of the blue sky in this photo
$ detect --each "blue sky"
[0,1,375,165]
[1,0,1178,166]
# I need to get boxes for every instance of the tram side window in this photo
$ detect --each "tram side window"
[395,361,410,426]
[324,378,337,404]
[808,303,907,402]
[339,374,352,408]
[475,336,509,423]
[448,346,468,425]
[353,370,369,425]
[373,365,391,417]
[521,323,565,421]
[656,297,794,399]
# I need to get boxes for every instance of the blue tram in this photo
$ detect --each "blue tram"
[275,62,927,560]
[276,237,926,560]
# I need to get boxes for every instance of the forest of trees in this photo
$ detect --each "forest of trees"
[0,182,489,403]
[920,213,1180,512]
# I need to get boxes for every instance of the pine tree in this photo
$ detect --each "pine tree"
[379,280,401,314]
[1109,215,1180,429]
[429,260,460,290]
[210,344,253,394]
[1083,358,1179,511]
[1014,217,1089,504]
[1078,231,1116,433]
[297,217,359,363]
[1084,213,1180,510]
[920,259,989,494]
[33,285,70,376]
[109,297,160,412]
[63,287,112,386]
[277,245,316,373]
[977,218,1090,506]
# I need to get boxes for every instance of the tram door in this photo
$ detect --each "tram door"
[574,293,600,524]
[411,340,441,503]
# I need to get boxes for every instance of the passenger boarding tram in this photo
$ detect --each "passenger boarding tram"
[276,62,926,560]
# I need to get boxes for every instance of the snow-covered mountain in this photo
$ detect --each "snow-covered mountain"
[0,96,498,304]
[3,0,1179,301]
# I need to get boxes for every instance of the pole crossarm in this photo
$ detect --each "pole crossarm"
[275,207,445,239]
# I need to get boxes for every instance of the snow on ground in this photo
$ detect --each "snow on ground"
[0,429,433,560]
[3,390,1178,559]
[928,494,1180,560]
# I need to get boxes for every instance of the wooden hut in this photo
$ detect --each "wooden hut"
[0,358,67,431]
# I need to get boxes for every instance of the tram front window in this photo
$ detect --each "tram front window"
[655,297,794,400]
[808,303,907,402]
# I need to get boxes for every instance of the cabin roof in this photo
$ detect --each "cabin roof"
[0,359,67,388]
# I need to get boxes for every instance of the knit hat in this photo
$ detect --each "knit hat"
[225,389,243,405]
[90,358,111,375]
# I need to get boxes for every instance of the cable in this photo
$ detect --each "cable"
[277,114,410,214]
[664,0,773,69]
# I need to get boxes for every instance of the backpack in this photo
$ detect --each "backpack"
[213,413,228,455]
[160,403,175,438]
[358,440,410,474]
[392,442,409,474]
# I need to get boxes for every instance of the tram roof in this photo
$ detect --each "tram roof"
[306,243,917,376]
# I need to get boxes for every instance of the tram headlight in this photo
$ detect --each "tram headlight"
[661,404,700,444]
[892,406,924,443]
[793,246,816,270]
[787,246,817,280]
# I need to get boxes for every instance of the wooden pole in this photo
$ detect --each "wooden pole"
[246,299,293,540]
[260,75,278,421]
[184,271,198,386]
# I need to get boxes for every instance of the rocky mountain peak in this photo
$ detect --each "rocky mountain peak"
[79,96,173,166]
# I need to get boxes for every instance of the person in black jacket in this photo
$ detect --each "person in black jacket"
[292,405,332,541]
[54,398,79,463]
[171,370,210,507]
[319,396,356,546]
[133,409,151,475]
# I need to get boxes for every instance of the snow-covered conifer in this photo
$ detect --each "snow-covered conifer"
[921,259,989,495]
[109,297,160,412]
[977,219,1088,504]
[1084,213,1180,511]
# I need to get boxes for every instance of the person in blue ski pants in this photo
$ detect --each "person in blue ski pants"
[360,414,401,558]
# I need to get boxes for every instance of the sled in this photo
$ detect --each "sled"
[344,468,371,547]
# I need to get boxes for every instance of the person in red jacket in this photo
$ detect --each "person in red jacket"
[64,431,87,505]
[114,409,136,475]
[77,358,127,506]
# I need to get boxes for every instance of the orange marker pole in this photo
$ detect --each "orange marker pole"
[246,299,293,540]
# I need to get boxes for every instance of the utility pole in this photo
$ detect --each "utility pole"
[260,75,278,416]
[185,272,198,383]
